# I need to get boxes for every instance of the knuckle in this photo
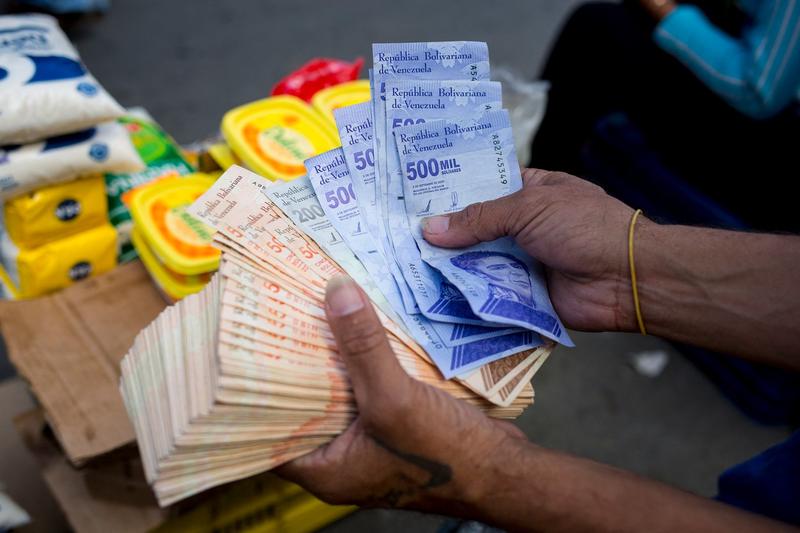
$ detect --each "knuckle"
[463,201,487,232]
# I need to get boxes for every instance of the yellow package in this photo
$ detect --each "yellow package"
[222,95,339,182]
[128,174,220,276]
[311,80,371,127]
[3,175,108,248]
[0,224,117,299]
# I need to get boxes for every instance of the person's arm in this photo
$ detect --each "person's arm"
[278,275,795,532]
[635,221,800,368]
[421,169,800,370]
[651,1,800,119]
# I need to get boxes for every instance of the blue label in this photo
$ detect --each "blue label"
[55,198,80,221]
[69,261,91,281]
[88,142,108,162]
[76,81,97,96]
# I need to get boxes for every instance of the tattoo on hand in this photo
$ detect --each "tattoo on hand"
[372,437,453,507]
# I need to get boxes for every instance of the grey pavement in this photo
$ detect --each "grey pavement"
[0,1,792,531]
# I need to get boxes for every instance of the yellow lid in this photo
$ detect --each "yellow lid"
[311,80,371,127]
[221,95,340,182]
[128,174,220,276]
[131,227,210,301]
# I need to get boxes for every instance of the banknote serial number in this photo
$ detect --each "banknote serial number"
[492,133,508,184]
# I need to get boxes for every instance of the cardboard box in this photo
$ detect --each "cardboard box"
[14,409,354,533]
[0,379,68,533]
[0,261,167,463]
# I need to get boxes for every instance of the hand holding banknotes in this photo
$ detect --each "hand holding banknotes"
[423,168,800,369]
[422,168,637,334]
[278,275,527,509]
[279,276,791,533]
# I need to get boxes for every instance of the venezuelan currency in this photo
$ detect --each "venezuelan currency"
[394,110,572,345]
[371,41,491,314]
[384,79,503,325]
[119,40,569,510]
[276,159,539,378]
[120,163,538,506]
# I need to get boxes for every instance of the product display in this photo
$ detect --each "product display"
[0,14,125,144]
[222,95,339,182]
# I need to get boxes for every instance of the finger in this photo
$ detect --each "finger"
[421,193,521,248]
[325,275,410,409]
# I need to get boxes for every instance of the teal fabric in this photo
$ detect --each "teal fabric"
[654,1,800,118]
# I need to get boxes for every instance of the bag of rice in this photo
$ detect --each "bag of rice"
[0,13,125,143]
[0,120,143,201]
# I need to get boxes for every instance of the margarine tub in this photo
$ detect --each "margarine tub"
[3,175,108,249]
[0,224,117,299]
[311,80,371,127]
[128,175,219,298]
[131,228,212,302]
[222,95,339,181]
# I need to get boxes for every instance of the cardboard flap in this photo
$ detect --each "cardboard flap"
[0,261,167,463]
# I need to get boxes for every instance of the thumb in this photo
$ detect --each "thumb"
[325,275,410,411]
[421,193,522,248]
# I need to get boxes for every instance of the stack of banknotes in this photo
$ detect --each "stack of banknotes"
[119,41,572,506]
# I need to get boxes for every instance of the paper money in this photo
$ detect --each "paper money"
[371,41,492,314]
[121,165,537,506]
[120,40,568,509]
[269,167,539,377]
[383,79,504,326]
[394,110,572,346]
[305,147,516,345]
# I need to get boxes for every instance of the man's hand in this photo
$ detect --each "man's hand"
[638,0,677,20]
[423,169,638,333]
[276,276,794,533]
[277,275,526,510]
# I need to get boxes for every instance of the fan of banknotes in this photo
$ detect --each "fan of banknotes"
[119,41,572,506]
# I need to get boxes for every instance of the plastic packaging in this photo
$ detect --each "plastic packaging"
[0,223,117,298]
[222,95,339,182]
[105,110,194,261]
[492,68,549,165]
[3,174,107,248]
[0,14,125,144]
[0,121,144,201]
[271,57,363,102]
[311,80,370,127]
[128,175,219,299]
[131,227,212,302]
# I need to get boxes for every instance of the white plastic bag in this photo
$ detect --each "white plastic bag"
[493,68,549,166]
[0,14,125,143]
[0,121,143,200]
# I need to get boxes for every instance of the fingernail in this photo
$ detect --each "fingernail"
[326,275,365,317]
[423,215,450,234]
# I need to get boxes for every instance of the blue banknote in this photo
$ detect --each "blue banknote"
[394,109,573,346]
[304,147,521,349]
[268,171,542,377]
[384,79,504,326]
[333,102,381,245]
[371,42,491,315]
